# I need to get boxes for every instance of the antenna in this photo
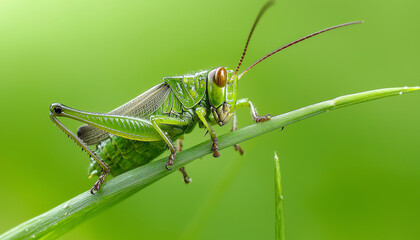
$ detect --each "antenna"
[230,0,274,81]
[238,21,363,79]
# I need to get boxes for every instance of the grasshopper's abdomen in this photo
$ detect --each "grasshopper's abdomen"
[88,135,167,178]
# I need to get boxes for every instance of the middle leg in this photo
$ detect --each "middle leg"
[150,114,192,170]
[177,136,191,184]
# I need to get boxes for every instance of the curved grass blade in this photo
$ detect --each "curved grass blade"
[1,86,419,240]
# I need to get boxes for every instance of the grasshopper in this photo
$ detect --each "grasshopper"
[49,2,361,194]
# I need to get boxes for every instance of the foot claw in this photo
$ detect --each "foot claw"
[90,171,109,195]
[255,113,272,123]
[184,177,192,184]
[213,149,220,157]
[165,153,175,170]
[211,137,220,157]
[234,144,245,155]
[180,167,192,184]
[165,162,173,171]
[90,184,99,194]
[165,160,174,171]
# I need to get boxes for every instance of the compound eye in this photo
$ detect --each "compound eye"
[214,67,227,87]
[54,106,63,114]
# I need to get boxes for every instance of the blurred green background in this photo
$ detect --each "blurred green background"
[1,0,420,239]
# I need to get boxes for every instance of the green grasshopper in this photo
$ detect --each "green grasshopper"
[49,2,361,194]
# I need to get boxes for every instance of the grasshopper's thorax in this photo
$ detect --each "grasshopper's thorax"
[207,67,238,126]
[163,70,208,109]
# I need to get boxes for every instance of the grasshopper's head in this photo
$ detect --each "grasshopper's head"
[207,67,238,126]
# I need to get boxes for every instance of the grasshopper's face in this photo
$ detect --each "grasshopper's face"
[207,67,238,126]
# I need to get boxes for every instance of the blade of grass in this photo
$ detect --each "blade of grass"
[1,87,419,240]
[274,152,285,240]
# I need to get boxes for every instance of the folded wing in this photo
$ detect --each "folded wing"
[77,83,171,145]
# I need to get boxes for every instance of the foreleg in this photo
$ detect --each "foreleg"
[236,98,272,123]
[196,107,220,157]
[231,99,283,155]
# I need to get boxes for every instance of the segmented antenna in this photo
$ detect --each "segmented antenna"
[238,21,363,79]
[230,0,274,81]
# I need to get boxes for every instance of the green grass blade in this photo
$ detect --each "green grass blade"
[274,152,285,240]
[1,87,418,240]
